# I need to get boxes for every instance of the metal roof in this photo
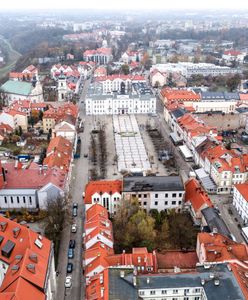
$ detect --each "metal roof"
[1,80,33,96]
[123,176,184,192]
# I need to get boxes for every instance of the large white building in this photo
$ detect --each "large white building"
[86,81,156,115]
[123,176,185,212]
[151,62,240,78]
[233,183,248,224]
[0,162,66,211]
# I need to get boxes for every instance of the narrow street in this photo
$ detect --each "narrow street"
[56,78,91,300]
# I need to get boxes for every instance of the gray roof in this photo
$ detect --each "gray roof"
[123,176,184,192]
[201,91,240,101]
[108,264,245,300]
[201,207,231,239]
[171,108,186,119]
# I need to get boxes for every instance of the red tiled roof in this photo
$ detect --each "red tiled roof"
[224,50,241,56]
[95,74,145,82]
[185,179,213,213]
[161,88,200,102]
[1,162,66,190]
[231,264,248,299]
[157,251,198,270]
[198,232,248,264]
[234,183,248,202]
[0,215,51,299]
[84,180,122,205]
[84,48,112,56]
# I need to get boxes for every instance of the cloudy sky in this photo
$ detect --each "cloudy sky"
[1,0,248,10]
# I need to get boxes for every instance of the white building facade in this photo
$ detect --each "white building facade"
[233,184,248,224]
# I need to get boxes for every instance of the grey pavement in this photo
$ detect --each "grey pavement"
[56,78,91,300]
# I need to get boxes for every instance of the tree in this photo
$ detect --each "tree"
[44,195,71,265]
[226,74,241,92]
[113,198,155,252]
[121,64,130,75]
[38,110,43,121]
[18,126,23,136]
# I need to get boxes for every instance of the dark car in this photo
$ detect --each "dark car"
[68,248,74,259]
[73,203,78,209]
[67,262,73,273]
[72,207,77,217]
[69,239,76,249]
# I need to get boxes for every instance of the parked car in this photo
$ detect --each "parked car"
[69,239,76,249]
[67,263,73,273]
[71,224,77,233]
[73,203,78,209]
[72,207,77,217]
[68,248,74,259]
[65,276,72,288]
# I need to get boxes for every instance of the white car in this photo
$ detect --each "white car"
[71,224,77,233]
[65,276,72,288]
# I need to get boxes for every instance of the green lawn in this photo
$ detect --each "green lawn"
[0,37,21,79]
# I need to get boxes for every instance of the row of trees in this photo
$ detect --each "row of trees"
[113,198,198,253]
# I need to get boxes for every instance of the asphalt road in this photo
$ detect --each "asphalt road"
[56,78,91,300]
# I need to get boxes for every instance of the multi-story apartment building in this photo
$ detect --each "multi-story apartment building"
[233,183,248,224]
[123,176,185,212]
[84,180,122,215]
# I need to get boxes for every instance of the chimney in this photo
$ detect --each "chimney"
[29,254,38,263]
[120,271,125,278]
[11,265,20,274]
[26,264,36,274]
[146,277,150,284]
[13,227,21,238]
[15,254,23,263]
[0,221,7,232]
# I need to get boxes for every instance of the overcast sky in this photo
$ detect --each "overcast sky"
[1,0,248,10]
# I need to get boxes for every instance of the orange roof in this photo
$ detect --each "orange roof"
[86,204,110,223]
[43,102,78,123]
[84,180,122,205]
[161,88,200,102]
[185,179,213,213]
[0,216,51,298]
[44,136,72,171]
[157,250,198,270]
[231,264,248,299]
[239,93,248,101]
[234,183,248,202]
[198,232,248,264]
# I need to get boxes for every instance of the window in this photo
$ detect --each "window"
[173,289,178,294]
[138,194,142,198]
[178,201,182,205]
[165,193,168,198]
[154,201,158,206]
[144,194,147,198]
[172,201,176,205]
[194,289,201,293]
[155,194,158,198]
[164,201,168,205]
[29,196,32,204]
[143,202,147,206]
[4,196,7,204]
[17,197,20,204]
[139,291,145,296]
[179,193,182,197]
[11,197,13,204]
[161,290,167,294]
[23,196,26,204]
[194,298,200,300]
[172,193,177,198]
[150,291,156,295]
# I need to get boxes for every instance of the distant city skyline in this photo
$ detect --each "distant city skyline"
[1,0,248,10]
